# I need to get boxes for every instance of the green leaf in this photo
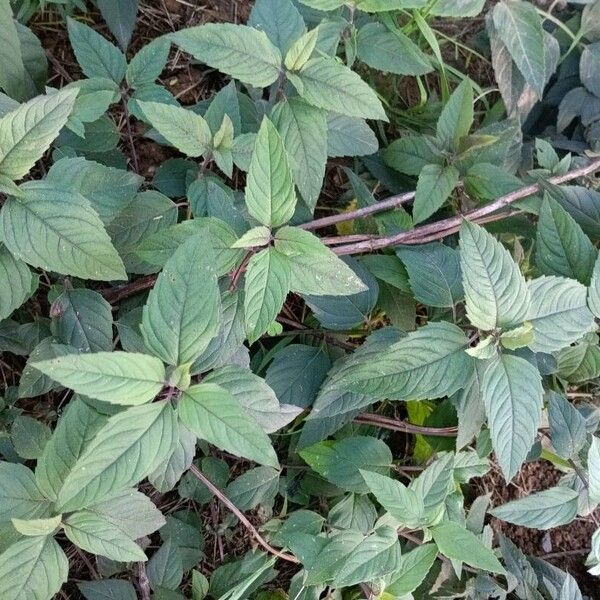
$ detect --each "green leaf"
[557,339,600,383]
[97,0,139,51]
[333,527,401,588]
[431,521,505,574]
[0,535,68,600]
[245,117,297,227]
[284,28,318,71]
[396,242,464,308]
[86,488,165,540]
[249,0,306,55]
[11,415,51,460]
[294,57,388,121]
[327,113,378,158]
[490,486,579,529]
[179,383,279,468]
[274,226,367,295]
[78,580,137,600]
[499,322,533,350]
[527,276,595,353]
[147,538,183,591]
[0,1,29,102]
[271,98,327,211]
[413,163,460,224]
[142,235,220,365]
[67,17,126,83]
[436,78,474,149]
[482,354,543,481]
[0,181,126,281]
[332,321,472,400]
[11,515,62,537]
[56,401,177,512]
[225,466,279,511]
[0,89,78,180]
[300,436,392,493]
[127,37,170,88]
[536,196,596,285]
[460,220,530,331]
[383,135,443,176]
[386,544,438,596]
[361,470,426,529]
[492,0,546,98]
[588,253,600,318]
[32,351,166,406]
[410,453,455,517]
[170,24,282,87]
[149,424,196,492]
[231,226,271,249]
[50,288,113,353]
[547,392,586,460]
[265,343,330,409]
[0,462,51,521]
[0,244,34,321]
[244,248,291,343]
[357,22,431,76]
[139,101,212,158]
[64,511,146,561]
[35,397,107,500]
[46,157,143,225]
[589,436,600,505]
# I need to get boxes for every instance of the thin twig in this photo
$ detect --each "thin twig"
[137,561,151,600]
[355,413,458,436]
[331,157,600,255]
[188,465,300,565]
[300,191,415,231]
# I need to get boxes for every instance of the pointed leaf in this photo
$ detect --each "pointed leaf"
[413,164,459,224]
[0,244,34,321]
[33,351,165,405]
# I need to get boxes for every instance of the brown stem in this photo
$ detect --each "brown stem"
[300,191,415,231]
[331,157,600,255]
[101,274,156,304]
[137,561,151,600]
[355,413,458,436]
[188,465,299,565]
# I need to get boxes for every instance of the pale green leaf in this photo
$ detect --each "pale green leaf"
[0,89,78,180]
[50,288,113,353]
[386,544,438,596]
[460,220,530,331]
[300,436,391,493]
[295,57,388,121]
[527,276,595,353]
[326,113,378,158]
[431,521,505,574]
[231,226,271,249]
[490,486,579,529]
[482,354,543,481]
[0,244,34,321]
[275,226,367,295]
[331,321,472,400]
[143,235,220,365]
[413,164,459,224]
[547,392,586,460]
[361,470,426,529]
[0,535,68,600]
[244,248,290,343]
[536,196,596,285]
[11,515,61,537]
[170,24,282,87]
[149,424,196,492]
[0,462,51,521]
[587,253,600,318]
[64,511,146,561]
[284,28,318,71]
[139,101,212,158]
[32,351,166,406]
[245,117,297,227]
[36,397,107,500]
[179,383,279,468]
[436,78,474,149]
[67,17,126,83]
[499,322,533,350]
[0,181,126,281]
[0,1,29,101]
[589,436,600,505]
[56,401,177,512]
[357,22,431,76]
[492,0,546,98]
[127,38,170,88]
[557,340,600,383]
[271,98,327,211]
[11,415,51,460]
[249,0,306,55]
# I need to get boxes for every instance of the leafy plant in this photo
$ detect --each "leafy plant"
[0,0,599,598]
